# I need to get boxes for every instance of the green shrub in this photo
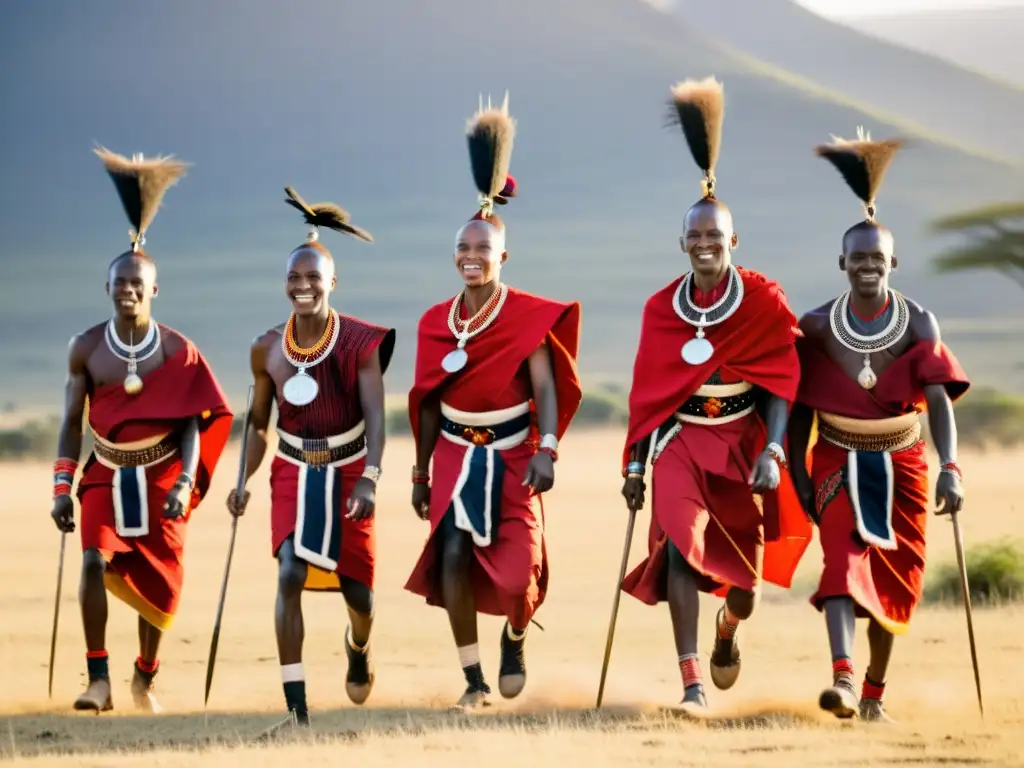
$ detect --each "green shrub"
[924,539,1024,605]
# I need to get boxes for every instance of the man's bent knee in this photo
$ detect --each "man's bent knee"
[341,578,374,616]
[726,586,759,620]
[81,548,106,579]
[441,530,472,576]
[277,557,307,597]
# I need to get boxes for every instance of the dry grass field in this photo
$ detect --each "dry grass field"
[1,429,1022,766]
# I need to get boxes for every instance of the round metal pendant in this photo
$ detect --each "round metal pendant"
[124,373,144,395]
[681,337,714,366]
[283,370,319,406]
[857,365,877,390]
[442,348,468,373]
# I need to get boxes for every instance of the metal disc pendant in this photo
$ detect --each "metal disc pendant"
[681,337,714,366]
[442,348,468,373]
[857,363,877,390]
[124,373,144,395]
[283,369,319,406]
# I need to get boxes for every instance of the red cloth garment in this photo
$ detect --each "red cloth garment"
[621,268,811,600]
[77,331,233,630]
[404,287,582,627]
[797,336,970,633]
[796,337,970,419]
[270,314,394,592]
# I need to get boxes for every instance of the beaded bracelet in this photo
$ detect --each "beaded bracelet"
[538,446,558,463]
[622,460,645,479]
[940,461,963,481]
[412,466,430,485]
[53,458,78,499]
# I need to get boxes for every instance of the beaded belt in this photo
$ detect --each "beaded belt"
[93,435,178,468]
[818,419,921,453]
[277,433,366,467]
[675,390,755,425]
[441,410,532,447]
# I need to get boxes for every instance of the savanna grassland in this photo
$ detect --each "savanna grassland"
[1,431,1022,766]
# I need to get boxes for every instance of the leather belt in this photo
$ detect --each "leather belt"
[818,419,921,453]
[441,411,532,447]
[677,389,756,421]
[277,433,367,467]
[93,435,178,468]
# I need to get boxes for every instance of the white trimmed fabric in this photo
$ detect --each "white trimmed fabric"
[113,466,150,538]
[292,462,344,571]
[846,450,897,551]
[440,401,529,547]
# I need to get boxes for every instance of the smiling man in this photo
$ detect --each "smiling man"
[50,148,233,714]
[404,95,582,712]
[619,78,811,713]
[228,187,394,729]
[787,131,970,723]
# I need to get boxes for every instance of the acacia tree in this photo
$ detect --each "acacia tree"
[930,202,1024,289]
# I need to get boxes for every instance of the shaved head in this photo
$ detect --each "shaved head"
[287,243,335,281]
[108,250,157,281]
[455,218,506,255]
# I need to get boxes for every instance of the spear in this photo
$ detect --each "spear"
[204,385,254,707]
[47,531,67,698]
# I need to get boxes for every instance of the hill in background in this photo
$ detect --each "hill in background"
[841,6,1024,89]
[666,0,1024,164]
[1,0,1021,409]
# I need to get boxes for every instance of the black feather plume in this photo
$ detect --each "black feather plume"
[94,147,189,247]
[667,77,725,198]
[284,186,373,243]
[815,128,904,219]
[466,92,515,213]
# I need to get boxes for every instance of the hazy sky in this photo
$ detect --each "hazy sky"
[797,0,1022,16]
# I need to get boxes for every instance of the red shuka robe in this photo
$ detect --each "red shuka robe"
[404,286,582,628]
[797,335,970,633]
[77,331,233,631]
[620,267,812,600]
[269,314,395,592]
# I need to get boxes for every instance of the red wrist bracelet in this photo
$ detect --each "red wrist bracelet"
[940,461,963,481]
[538,446,558,462]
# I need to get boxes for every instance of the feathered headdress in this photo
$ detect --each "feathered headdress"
[668,77,725,199]
[94,147,190,252]
[815,127,904,221]
[284,186,374,244]
[466,91,517,221]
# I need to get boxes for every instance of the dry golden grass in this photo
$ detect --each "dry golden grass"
[1,430,1022,766]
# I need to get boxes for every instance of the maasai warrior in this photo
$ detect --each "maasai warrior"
[787,129,969,723]
[619,78,812,712]
[404,94,582,711]
[50,148,233,713]
[227,187,394,727]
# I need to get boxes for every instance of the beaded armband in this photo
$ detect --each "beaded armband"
[53,458,78,499]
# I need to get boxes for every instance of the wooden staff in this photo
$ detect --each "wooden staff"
[596,508,637,709]
[204,385,254,707]
[47,531,67,698]
[950,507,984,717]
